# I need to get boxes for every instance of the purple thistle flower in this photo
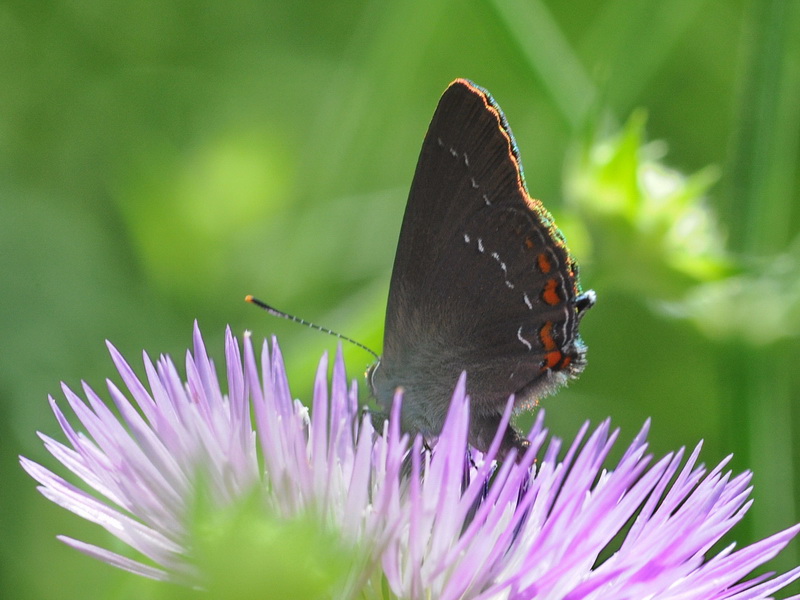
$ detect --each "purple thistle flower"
[20,324,800,599]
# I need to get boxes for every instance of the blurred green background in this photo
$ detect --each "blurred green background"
[2,0,799,597]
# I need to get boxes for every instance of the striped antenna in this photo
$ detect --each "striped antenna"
[245,295,380,361]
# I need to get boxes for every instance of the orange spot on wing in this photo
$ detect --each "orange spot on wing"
[537,253,552,273]
[543,351,562,369]
[542,279,561,306]
[539,321,557,351]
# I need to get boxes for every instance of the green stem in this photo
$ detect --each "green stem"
[722,0,800,574]
[490,0,597,130]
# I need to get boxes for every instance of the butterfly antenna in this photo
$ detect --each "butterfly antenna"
[245,295,380,361]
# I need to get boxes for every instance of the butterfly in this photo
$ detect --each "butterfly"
[368,79,595,459]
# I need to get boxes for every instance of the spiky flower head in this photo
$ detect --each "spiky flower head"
[20,324,800,598]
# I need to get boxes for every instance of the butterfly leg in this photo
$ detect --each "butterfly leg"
[470,413,531,462]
